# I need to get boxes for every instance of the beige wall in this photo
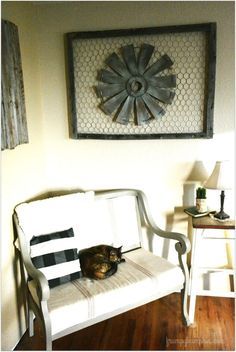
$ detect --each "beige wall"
[1,1,235,350]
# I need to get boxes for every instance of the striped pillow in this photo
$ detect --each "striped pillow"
[30,228,81,288]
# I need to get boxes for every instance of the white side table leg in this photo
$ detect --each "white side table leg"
[189,228,203,324]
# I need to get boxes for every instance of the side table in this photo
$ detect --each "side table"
[188,216,235,324]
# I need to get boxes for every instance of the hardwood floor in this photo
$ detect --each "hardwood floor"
[14,293,235,351]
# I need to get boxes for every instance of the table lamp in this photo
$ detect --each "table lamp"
[205,161,231,220]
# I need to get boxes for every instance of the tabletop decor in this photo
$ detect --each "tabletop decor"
[66,23,216,140]
[195,187,207,213]
[205,161,232,220]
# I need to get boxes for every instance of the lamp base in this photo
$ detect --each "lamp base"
[214,210,230,220]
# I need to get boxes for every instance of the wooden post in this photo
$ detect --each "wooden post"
[1,19,28,150]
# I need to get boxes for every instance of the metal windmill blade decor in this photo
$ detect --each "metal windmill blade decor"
[96,44,176,126]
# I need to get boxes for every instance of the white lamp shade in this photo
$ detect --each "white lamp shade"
[205,161,232,190]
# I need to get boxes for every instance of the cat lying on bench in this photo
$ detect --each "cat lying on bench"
[79,245,125,280]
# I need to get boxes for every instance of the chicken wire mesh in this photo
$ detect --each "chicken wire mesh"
[69,29,211,138]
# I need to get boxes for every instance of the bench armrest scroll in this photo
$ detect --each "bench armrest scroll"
[137,190,191,255]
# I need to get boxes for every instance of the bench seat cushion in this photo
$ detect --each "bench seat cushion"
[28,248,184,335]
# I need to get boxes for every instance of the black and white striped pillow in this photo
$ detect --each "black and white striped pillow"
[30,228,81,288]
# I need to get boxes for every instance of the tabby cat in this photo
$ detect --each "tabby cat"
[79,244,125,280]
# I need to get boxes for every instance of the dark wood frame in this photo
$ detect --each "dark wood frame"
[66,23,216,140]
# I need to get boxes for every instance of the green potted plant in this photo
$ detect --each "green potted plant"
[196,187,207,213]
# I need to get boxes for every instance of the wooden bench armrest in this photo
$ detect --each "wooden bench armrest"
[137,190,191,255]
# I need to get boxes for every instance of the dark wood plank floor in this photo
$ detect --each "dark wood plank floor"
[15,293,235,351]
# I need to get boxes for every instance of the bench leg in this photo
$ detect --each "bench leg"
[176,247,191,326]
[45,331,52,351]
[189,293,197,324]
[181,283,191,326]
[41,301,52,351]
[28,307,35,337]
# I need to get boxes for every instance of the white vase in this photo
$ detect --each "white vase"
[196,198,207,213]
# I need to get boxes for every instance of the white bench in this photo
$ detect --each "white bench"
[14,189,191,350]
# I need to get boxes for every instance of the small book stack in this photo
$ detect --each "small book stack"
[184,206,214,218]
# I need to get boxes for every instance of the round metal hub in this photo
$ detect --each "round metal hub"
[126,76,148,97]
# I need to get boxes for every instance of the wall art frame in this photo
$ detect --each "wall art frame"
[66,22,216,140]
